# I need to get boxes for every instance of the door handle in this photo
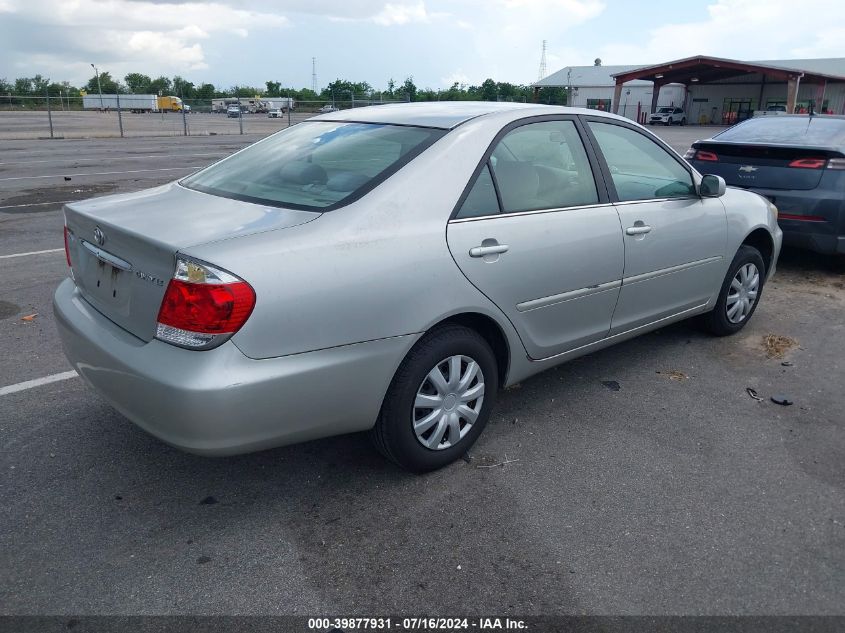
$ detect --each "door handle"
[469,244,509,257]
[625,225,652,236]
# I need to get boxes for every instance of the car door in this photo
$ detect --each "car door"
[583,119,727,334]
[447,117,624,360]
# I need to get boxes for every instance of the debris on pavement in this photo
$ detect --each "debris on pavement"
[20,313,37,322]
[746,387,763,401]
[782,361,794,367]
[763,334,798,359]
[657,370,688,381]
[601,380,621,391]
[771,395,794,406]
[199,496,218,505]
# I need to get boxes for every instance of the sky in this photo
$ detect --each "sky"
[1,0,844,91]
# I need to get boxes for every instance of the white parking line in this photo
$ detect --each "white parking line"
[0,166,200,182]
[0,248,64,259]
[0,371,79,397]
[0,200,73,210]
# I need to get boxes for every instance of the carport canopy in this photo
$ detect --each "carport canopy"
[609,55,842,116]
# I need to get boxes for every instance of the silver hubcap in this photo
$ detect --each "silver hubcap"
[412,355,485,451]
[726,262,760,323]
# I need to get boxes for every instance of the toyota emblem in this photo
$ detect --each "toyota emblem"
[93,227,106,246]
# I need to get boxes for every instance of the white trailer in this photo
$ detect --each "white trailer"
[265,98,296,112]
[82,94,158,113]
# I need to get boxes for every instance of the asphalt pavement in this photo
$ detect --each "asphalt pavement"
[1,128,843,616]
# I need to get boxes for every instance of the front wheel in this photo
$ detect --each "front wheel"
[370,324,498,472]
[681,118,687,126]
[701,245,766,336]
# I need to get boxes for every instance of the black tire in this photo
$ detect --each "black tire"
[665,119,672,126]
[681,117,687,126]
[701,245,766,336]
[370,324,498,472]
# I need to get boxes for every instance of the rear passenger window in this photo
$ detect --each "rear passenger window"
[489,120,598,213]
[456,164,500,219]
[587,121,695,201]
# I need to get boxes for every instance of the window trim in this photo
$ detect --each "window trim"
[449,114,610,222]
[580,116,702,204]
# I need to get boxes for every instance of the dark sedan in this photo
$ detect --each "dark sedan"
[685,115,845,255]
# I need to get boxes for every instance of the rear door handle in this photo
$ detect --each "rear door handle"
[625,225,652,235]
[469,244,509,257]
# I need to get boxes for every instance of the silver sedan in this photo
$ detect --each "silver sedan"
[54,102,782,471]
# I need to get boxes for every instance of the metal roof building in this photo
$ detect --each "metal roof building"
[534,56,845,124]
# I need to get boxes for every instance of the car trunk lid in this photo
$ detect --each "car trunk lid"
[64,182,319,342]
[691,142,840,190]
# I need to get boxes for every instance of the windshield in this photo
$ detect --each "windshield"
[657,107,673,113]
[714,116,845,146]
[181,121,444,210]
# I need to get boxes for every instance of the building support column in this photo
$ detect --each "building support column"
[650,81,663,116]
[612,80,623,114]
[786,74,802,113]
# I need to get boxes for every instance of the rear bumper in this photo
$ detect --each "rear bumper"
[53,278,417,455]
[726,186,844,255]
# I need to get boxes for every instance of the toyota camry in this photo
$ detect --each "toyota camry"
[55,102,782,472]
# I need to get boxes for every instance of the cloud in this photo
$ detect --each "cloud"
[595,0,845,65]
[0,0,288,83]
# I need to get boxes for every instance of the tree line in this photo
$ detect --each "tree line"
[1,72,568,105]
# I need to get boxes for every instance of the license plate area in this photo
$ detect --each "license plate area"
[75,240,133,316]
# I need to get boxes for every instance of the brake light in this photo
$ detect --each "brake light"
[156,257,256,350]
[695,150,719,162]
[788,158,826,169]
[63,225,72,267]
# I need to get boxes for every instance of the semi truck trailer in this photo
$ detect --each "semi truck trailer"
[82,94,184,112]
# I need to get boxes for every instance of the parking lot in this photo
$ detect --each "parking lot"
[1,126,844,616]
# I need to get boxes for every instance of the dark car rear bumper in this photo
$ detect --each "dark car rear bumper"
[689,168,844,255]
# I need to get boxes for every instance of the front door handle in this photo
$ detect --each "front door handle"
[625,224,652,236]
[469,243,509,257]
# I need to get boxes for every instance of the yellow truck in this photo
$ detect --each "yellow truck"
[156,96,183,112]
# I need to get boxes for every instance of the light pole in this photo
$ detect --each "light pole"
[623,89,630,119]
[91,63,104,110]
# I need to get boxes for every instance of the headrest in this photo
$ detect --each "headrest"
[279,161,328,185]
[494,161,539,209]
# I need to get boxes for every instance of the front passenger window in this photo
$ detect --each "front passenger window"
[587,121,695,201]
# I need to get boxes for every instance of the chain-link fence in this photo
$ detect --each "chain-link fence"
[0,95,408,140]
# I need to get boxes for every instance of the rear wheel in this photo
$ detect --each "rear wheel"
[681,117,687,126]
[370,325,498,472]
[702,245,765,336]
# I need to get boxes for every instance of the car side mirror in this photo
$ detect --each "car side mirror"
[699,174,726,197]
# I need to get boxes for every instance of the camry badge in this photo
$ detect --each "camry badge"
[738,165,758,173]
[93,227,106,246]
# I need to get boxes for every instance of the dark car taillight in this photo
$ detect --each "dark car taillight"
[156,257,256,350]
[788,158,827,169]
[694,150,719,162]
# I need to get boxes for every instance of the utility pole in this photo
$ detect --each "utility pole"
[91,63,104,111]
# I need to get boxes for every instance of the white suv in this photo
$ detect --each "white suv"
[649,107,686,126]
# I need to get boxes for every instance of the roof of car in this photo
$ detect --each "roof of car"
[310,101,608,129]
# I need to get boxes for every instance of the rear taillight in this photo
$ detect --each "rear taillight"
[155,257,256,350]
[827,158,845,170]
[63,225,72,267]
[788,158,826,169]
[695,150,719,162]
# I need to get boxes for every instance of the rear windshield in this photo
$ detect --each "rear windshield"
[714,116,845,146]
[181,121,444,210]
